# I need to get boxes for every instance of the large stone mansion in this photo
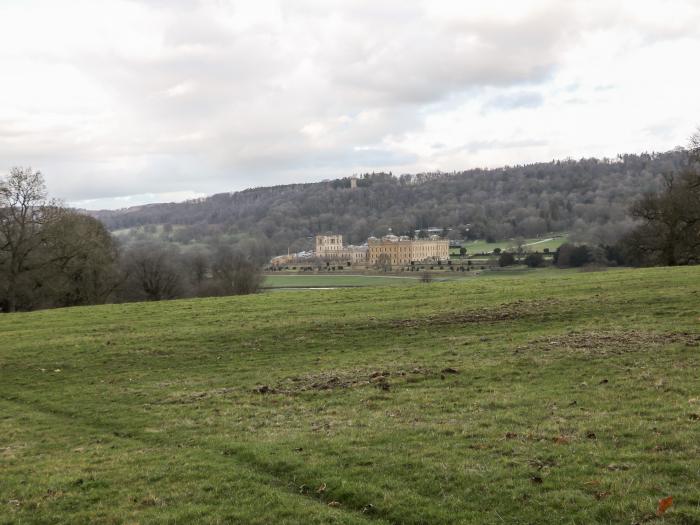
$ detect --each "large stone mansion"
[272,233,449,267]
[315,235,368,263]
[366,234,449,266]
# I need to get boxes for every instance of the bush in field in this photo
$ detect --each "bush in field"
[555,243,592,268]
[524,253,545,268]
[498,252,516,267]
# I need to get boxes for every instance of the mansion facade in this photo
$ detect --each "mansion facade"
[271,233,449,267]
[316,233,448,266]
[315,234,368,263]
[366,235,449,266]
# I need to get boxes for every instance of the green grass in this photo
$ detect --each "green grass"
[1,266,699,524]
[457,235,568,255]
[263,273,468,288]
[264,274,425,288]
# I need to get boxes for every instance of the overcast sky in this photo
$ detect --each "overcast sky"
[1,0,699,209]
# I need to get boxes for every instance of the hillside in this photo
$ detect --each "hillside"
[2,267,700,524]
[91,151,686,258]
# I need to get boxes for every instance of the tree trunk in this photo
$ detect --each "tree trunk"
[6,280,17,312]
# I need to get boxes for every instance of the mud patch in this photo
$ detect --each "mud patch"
[524,330,700,356]
[389,299,560,328]
[268,365,438,394]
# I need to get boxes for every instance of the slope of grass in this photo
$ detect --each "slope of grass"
[458,236,568,255]
[263,273,471,288]
[1,266,699,524]
[263,274,425,288]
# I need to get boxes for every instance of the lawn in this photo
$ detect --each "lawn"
[1,266,699,524]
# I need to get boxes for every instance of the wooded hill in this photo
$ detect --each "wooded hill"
[91,151,685,258]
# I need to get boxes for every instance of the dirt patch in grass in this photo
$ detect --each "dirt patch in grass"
[523,330,700,355]
[154,366,445,401]
[261,365,443,395]
[389,299,560,328]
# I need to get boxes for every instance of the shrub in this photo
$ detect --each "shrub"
[498,252,516,267]
[524,253,545,268]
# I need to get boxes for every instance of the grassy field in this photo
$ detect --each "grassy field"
[455,236,568,255]
[263,274,469,288]
[1,267,699,524]
[263,274,425,288]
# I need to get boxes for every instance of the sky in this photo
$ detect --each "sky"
[1,0,699,210]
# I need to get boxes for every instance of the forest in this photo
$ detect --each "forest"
[92,151,687,259]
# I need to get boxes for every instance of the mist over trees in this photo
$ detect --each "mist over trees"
[92,151,687,256]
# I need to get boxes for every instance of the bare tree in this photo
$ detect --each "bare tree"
[625,170,700,266]
[375,253,392,272]
[42,213,122,306]
[182,250,210,292]
[120,243,184,301]
[0,168,61,312]
[211,246,263,295]
[690,128,700,162]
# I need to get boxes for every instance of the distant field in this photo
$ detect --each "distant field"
[454,235,568,255]
[263,273,466,288]
[2,267,699,524]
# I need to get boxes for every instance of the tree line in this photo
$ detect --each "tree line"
[0,168,262,312]
[91,150,691,256]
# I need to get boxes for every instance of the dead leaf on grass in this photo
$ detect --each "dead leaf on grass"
[657,496,673,516]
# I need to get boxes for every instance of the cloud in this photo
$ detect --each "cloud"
[0,0,699,208]
[483,91,545,111]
